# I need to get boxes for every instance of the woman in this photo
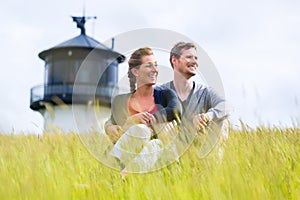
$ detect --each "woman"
[104,47,181,173]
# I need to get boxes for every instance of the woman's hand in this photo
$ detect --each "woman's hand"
[124,112,156,128]
[105,125,124,143]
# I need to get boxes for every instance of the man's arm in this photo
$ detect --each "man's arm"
[205,87,231,122]
[193,87,231,131]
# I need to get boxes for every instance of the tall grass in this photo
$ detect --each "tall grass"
[0,127,299,199]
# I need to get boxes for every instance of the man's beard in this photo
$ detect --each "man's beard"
[179,68,196,78]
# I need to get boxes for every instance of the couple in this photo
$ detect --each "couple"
[104,42,230,173]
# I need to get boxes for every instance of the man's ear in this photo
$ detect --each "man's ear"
[131,68,139,77]
[171,55,177,65]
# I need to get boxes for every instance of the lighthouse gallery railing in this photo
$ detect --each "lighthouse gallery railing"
[30,83,117,107]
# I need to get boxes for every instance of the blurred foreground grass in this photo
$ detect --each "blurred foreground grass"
[0,127,299,199]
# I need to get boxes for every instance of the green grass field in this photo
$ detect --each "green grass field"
[0,127,299,199]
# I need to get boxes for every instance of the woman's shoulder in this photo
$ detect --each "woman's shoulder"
[114,92,131,98]
[112,93,131,103]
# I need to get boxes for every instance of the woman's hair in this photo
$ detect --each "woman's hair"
[128,47,153,92]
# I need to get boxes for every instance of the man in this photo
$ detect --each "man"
[163,42,231,158]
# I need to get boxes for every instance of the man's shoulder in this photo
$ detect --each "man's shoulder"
[155,83,171,91]
[194,82,226,100]
[194,81,208,90]
[160,81,177,94]
[154,84,177,97]
[160,81,173,89]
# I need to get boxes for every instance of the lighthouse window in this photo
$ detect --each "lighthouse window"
[44,57,118,87]
[44,63,50,84]
[45,59,81,84]
[51,60,68,84]
[75,60,107,85]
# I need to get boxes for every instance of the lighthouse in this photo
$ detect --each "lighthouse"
[30,16,125,133]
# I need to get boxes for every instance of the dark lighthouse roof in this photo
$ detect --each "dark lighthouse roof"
[39,16,125,63]
[54,34,109,49]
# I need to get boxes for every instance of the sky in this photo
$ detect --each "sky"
[0,0,299,133]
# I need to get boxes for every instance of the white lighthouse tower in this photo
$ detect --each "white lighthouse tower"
[30,16,125,133]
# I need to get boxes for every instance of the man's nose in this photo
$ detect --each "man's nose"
[190,57,198,66]
[151,65,158,72]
